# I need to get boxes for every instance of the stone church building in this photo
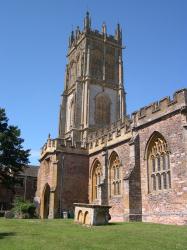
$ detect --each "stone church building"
[36,13,187,224]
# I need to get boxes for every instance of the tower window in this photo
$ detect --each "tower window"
[69,99,75,128]
[95,93,111,127]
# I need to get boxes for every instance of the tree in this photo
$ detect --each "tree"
[0,108,30,189]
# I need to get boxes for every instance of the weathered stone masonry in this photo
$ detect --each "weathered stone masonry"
[36,13,187,225]
[87,89,187,224]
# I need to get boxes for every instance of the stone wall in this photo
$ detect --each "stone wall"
[36,139,89,218]
[37,79,187,225]
[138,112,187,225]
[57,152,89,213]
[89,141,131,222]
[42,9,187,225]
[87,89,187,224]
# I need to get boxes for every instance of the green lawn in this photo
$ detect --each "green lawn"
[0,219,187,250]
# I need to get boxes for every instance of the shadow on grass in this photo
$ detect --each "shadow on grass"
[0,232,16,239]
[95,222,123,227]
[108,222,121,226]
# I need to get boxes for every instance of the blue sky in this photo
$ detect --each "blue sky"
[0,0,186,165]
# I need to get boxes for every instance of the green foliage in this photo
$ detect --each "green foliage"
[0,108,30,189]
[12,197,36,218]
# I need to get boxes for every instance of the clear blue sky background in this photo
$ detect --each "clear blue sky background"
[0,0,186,165]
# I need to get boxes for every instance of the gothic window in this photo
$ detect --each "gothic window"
[76,54,83,78]
[95,93,111,127]
[81,54,84,76]
[69,61,76,86]
[109,152,121,197]
[162,172,167,189]
[106,60,115,81]
[152,158,155,172]
[91,160,102,201]
[152,175,156,191]
[92,59,103,79]
[69,99,74,128]
[147,132,171,193]
[105,46,115,82]
[91,49,103,80]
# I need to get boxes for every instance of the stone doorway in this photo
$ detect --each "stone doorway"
[41,183,50,219]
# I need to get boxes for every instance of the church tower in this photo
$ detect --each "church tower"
[36,12,187,224]
[59,12,126,143]
[36,12,127,219]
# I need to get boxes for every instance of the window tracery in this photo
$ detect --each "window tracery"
[109,153,121,197]
[69,61,76,86]
[92,161,102,201]
[95,93,111,127]
[147,134,171,193]
[105,46,115,82]
[69,99,74,128]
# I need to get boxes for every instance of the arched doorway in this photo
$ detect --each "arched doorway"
[41,183,50,219]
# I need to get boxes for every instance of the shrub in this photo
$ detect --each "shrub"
[0,211,5,217]
[12,197,36,218]
[4,211,14,219]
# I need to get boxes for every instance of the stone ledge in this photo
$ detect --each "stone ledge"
[74,203,111,209]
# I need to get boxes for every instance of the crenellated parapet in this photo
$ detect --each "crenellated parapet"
[88,117,132,153]
[42,88,187,158]
[68,12,122,53]
[131,88,187,129]
[87,88,187,153]
[40,137,88,160]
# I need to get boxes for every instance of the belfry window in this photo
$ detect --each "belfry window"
[109,152,121,197]
[69,99,74,128]
[95,93,111,127]
[147,133,171,193]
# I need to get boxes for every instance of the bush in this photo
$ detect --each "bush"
[4,211,14,218]
[12,197,36,219]
[0,211,5,217]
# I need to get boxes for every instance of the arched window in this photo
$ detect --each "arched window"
[95,93,111,127]
[147,132,171,193]
[69,99,74,128]
[109,152,121,197]
[91,160,102,201]
[69,61,76,87]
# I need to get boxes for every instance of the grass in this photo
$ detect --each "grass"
[0,219,187,250]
